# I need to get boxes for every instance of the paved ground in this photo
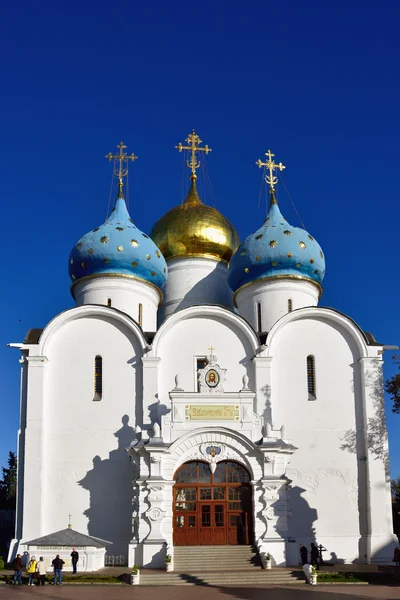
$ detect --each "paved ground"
[1,585,400,600]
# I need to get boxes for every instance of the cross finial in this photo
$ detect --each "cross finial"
[105,141,138,199]
[256,149,286,191]
[68,514,72,529]
[208,345,215,354]
[176,130,212,180]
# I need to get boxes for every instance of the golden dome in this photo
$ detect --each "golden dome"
[150,178,240,262]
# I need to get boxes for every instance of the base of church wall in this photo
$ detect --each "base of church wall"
[258,538,286,566]
[369,534,399,564]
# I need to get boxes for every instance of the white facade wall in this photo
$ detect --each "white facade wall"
[73,276,161,332]
[234,278,319,332]
[159,257,234,323]
[11,307,148,559]
[267,310,396,564]
[9,302,397,569]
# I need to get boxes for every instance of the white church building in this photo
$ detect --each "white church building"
[8,135,397,569]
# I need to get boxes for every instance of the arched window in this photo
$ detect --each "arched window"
[288,298,292,312]
[307,355,316,400]
[138,303,143,327]
[256,302,262,333]
[107,298,112,307]
[174,461,250,484]
[94,355,102,401]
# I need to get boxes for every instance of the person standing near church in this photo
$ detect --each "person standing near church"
[300,544,308,565]
[310,543,319,570]
[37,557,47,585]
[13,554,23,585]
[393,547,400,567]
[52,554,65,585]
[27,556,37,585]
[70,548,79,574]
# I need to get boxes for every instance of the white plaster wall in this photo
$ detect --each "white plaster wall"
[159,257,234,323]
[235,279,319,333]
[155,315,256,413]
[73,276,161,331]
[270,317,366,561]
[32,315,143,556]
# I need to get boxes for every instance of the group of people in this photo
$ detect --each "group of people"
[12,549,80,585]
[300,542,320,568]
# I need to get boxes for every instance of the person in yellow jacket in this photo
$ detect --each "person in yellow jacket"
[27,556,37,586]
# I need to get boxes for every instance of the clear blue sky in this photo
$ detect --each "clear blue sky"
[1,0,399,478]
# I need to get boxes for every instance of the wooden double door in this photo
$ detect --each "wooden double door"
[173,460,253,546]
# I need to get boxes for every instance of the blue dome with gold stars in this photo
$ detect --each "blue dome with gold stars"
[228,191,325,293]
[68,194,167,290]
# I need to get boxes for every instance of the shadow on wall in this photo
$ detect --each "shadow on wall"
[274,484,318,566]
[260,384,272,431]
[340,361,390,480]
[172,268,234,315]
[78,415,136,557]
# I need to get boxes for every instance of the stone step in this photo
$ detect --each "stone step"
[174,545,263,572]
[173,546,260,553]
[139,572,306,586]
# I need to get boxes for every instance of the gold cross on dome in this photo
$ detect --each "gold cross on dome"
[208,345,215,354]
[176,130,212,179]
[256,149,286,191]
[105,141,138,198]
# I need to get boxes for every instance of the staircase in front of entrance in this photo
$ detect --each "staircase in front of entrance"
[139,546,306,585]
[175,545,264,570]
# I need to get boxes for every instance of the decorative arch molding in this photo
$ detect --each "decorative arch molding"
[266,306,372,358]
[38,304,148,356]
[151,305,260,357]
[166,427,263,481]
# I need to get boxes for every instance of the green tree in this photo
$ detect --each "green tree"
[392,478,400,536]
[0,452,17,509]
[385,356,400,414]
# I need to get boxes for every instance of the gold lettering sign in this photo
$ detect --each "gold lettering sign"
[185,405,240,421]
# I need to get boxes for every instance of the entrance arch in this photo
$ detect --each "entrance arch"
[173,460,253,546]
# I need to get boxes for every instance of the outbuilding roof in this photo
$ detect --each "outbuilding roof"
[25,528,110,548]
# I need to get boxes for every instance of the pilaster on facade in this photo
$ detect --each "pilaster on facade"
[253,355,273,427]
[358,356,396,561]
[21,355,49,540]
[141,356,161,427]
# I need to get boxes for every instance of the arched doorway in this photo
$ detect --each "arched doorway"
[173,460,253,546]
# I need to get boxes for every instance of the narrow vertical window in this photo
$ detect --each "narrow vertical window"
[94,355,102,401]
[307,355,316,400]
[288,298,292,313]
[256,302,262,333]
[107,298,112,307]
[138,303,143,327]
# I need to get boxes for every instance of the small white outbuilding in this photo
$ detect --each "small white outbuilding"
[23,528,110,572]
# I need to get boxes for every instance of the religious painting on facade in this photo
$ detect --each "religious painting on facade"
[206,369,219,388]
[197,351,227,393]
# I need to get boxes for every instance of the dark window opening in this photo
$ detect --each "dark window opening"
[197,358,208,371]
[94,355,103,401]
[307,355,316,400]
[138,303,143,327]
[256,302,262,333]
